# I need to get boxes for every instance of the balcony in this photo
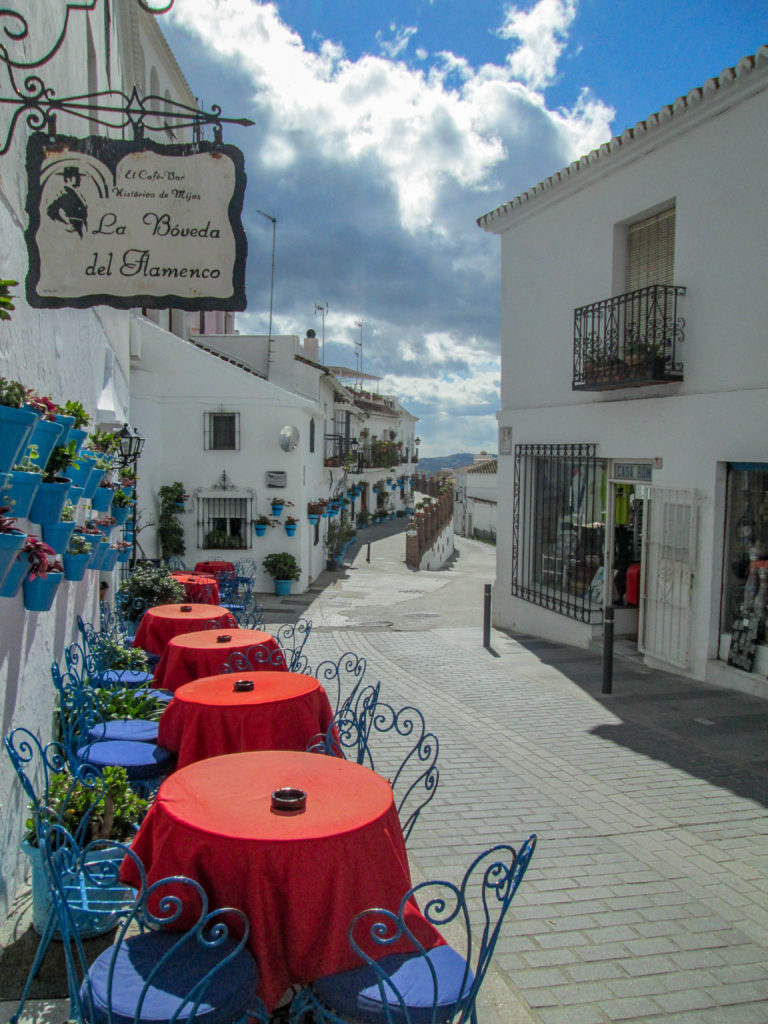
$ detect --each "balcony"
[572,284,686,391]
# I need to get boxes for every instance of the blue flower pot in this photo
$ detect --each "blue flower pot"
[89,541,110,569]
[285,523,297,536]
[41,520,76,553]
[308,514,319,526]
[100,547,119,572]
[28,479,72,525]
[53,414,75,446]
[23,572,62,612]
[91,486,114,514]
[271,503,284,518]
[63,551,91,581]
[68,426,88,454]
[117,546,132,563]
[0,530,26,590]
[254,523,267,537]
[66,456,94,490]
[26,418,64,471]
[0,554,29,597]
[4,470,42,518]
[273,579,292,596]
[68,485,83,506]
[82,462,105,501]
[112,505,131,526]
[0,404,38,475]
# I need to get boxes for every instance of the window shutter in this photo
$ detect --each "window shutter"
[626,208,675,291]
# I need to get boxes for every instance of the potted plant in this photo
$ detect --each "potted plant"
[157,482,188,560]
[307,500,325,525]
[20,536,63,610]
[63,533,93,581]
[41,497,77,553]
[116,539,132,564]
[270,497,293,518]
[28,440,78,525]
[6,447,43,518]
[262,551,300,596]
[284,515,299,537]
[24,393,65,471]
[62,399,91,451]
[0,376,38,475]
[0,504,27,591]
[23,764,147,937]
[117,563,184,620]
[357,511,370,529]
[253,514,275,537]
[0,278,17,322]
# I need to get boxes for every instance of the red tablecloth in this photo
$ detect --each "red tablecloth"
[133,604,237,657]
[157,672,334,768]
[170,572,220,605]
[152,628,285,692]
[121,751,443,1011]
[193,560,236,578]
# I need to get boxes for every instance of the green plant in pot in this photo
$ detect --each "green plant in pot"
[0,279,17,321]
[62,400,90,430]
[157,481,187,560]
[68,534,93,556]
[91,636,149,673]
[118,563,184,618]
[0,376,26,407]
[262,551,300,596]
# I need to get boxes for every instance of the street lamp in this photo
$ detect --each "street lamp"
[117,423,146,568]
[257,210,277,343]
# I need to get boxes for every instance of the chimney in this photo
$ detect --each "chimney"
[303,328,319,360]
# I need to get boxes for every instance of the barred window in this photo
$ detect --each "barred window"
[198,495,252,550]
[512,443,606,623]
[204,412,240,451]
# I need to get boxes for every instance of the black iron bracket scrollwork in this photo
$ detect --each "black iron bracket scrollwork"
[0,0,252,158]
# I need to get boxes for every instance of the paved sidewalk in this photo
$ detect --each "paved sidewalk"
[3,526,768,1023]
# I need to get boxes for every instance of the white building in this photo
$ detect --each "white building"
[479,46,768,699]
[0,3,197,922]
[454,455,498,542]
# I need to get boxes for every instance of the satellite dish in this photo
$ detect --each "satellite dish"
[279,425,300,451]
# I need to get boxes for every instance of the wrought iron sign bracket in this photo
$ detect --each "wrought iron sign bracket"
[0,1,253,157]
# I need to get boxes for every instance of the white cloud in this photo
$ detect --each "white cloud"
[497,0,578,90]
[376,24,418,59]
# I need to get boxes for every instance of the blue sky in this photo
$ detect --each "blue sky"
[164,1,767,457]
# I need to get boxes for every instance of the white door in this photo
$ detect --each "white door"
[637,486,697,669]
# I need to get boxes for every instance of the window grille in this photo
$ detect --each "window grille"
[204,411,240,451]
[512,443,605,623]
[197,495,252,550]
[626,208,675,291]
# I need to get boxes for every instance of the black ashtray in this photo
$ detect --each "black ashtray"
[233,679,254,692]
[216,634,232,643]
[179,605,192,612]
[271,788,307,812]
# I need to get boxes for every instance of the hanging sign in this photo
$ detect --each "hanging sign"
[612,462,654,483]
[25,133,247,310]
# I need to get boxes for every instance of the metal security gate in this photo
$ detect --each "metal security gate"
[637,486,697,669]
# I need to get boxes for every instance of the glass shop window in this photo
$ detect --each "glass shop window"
[721,463,768,648]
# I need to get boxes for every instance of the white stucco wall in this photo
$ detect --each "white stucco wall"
[485,56,768,693]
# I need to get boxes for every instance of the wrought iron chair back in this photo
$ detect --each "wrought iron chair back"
[309,694,438,844]
[288,835,537,1024]
[236,593,266,630]
[65,637,154,692]
[310,652,368,713]
[222,643,289,674]
[163,555,188,571]
[275,617,313,672]
[39,821,266,1024]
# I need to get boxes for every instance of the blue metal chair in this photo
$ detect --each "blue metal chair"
[275,617,313,672]
[39,822,267,1024]
[219,572,255,618]
[309,696,438,844]
[52,662,175,796]
[309,652,368,713]
[4,730,136,1023]
[227,592,266,630]
[222,643,290,674]
[67,636,156,691]
[163,555,188,571]
[288,835,537,1024]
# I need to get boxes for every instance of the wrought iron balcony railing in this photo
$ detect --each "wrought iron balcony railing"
[573,284,686,391]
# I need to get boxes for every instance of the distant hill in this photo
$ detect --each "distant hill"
[417,453,495,476]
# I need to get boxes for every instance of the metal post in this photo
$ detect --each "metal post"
[483,583,492,648]
[366,542,371,563]
[602,473,616,694]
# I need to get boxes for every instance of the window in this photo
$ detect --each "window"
[626,208,675,292]
[512,444,606,623]
[204,412,240,451]
[721,463,768,664]
[198,495,252,550]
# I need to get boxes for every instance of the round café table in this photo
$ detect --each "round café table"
[133,604,237,657]
[157,671,335,768]
[170,572,220,605]
[121,750,444,1012]
[152,628,286,692]
[193,560,235,579]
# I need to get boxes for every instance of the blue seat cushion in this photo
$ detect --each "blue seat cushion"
[78,740,175,780]
[82,929,257,1024]
[311,946,474,1024]
[146,652,161,667]
[95,669,154,688]
[88,719,160,744]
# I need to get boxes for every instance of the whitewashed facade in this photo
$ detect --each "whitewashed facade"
[454,456,498,542]
[480,47,768,698]
[0,4,198,922]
